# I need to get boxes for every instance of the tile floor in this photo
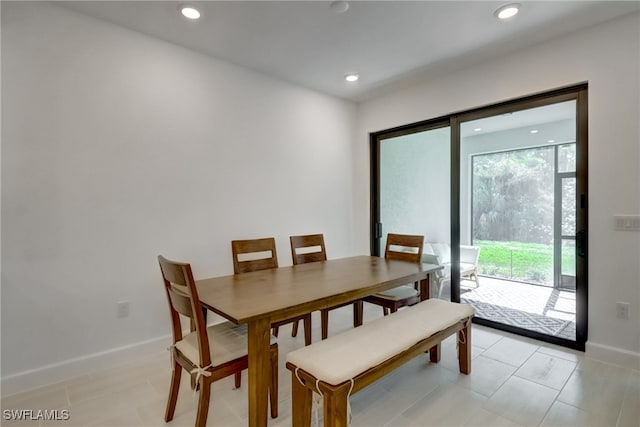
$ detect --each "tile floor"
[2,304,638,427]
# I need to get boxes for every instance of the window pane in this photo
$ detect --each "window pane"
[558,143,576,173]
[562,177,576,235]
[472,147,555,253]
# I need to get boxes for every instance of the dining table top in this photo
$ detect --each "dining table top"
[196,255,442,325]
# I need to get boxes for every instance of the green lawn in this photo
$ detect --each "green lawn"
[474,240,575,284]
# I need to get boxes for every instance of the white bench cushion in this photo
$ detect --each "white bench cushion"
[176,322,276,367]
[286,299,474,385]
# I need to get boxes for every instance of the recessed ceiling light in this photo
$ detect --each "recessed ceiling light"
[330,1,350,14]
[530,129,539,134]
[474,128,482,132]
[494,3,520,20]
[548,139,556,143]
[345,73,359,82]
[179,5,201,20]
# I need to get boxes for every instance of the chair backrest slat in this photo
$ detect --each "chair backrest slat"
[385,233,424,263]
[232,237,278,274]
[290,234,327,265]
[168,284,194,318]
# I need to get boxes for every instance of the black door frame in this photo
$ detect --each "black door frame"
[370,83,588,351]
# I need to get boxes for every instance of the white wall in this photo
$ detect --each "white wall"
[1,2,356,390]
[355,13,640,368]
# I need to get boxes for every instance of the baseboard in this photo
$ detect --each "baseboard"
[586,341,640,371]
[1,334,172,397]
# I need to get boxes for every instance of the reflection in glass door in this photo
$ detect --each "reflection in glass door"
[373,124,450,258]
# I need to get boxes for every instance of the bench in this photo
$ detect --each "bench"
[285,299,475,427]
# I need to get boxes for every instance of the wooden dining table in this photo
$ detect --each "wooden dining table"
[196,255,442,427]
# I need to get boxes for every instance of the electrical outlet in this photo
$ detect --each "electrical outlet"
[616,301,629,319]
[117,301,130,319]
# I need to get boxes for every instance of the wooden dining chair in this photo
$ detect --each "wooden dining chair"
[290,234,362,340]
[359,233,424,323]
[231,237,312,346]
[158,255,278,427]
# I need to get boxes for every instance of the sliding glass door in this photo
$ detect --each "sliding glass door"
[371,84,587,350]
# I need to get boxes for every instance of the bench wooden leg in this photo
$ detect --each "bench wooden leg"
[353,301,363,327]
[322,383,351,427]
[458,322,471,374]
[291,374,313,427]
[429,344,441,363]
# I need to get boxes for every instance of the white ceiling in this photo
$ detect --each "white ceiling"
[460,100,576,138]
[59,1,639,102]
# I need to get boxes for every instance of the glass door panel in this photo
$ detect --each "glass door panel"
[378,127,451,257]
[460,100,578,342]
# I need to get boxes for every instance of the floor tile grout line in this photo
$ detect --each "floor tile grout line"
[537,394,556,427]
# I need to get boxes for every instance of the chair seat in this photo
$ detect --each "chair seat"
[176,321,276,367]
[374,284,418,301]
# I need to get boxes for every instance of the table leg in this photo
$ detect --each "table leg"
[248,317,271,427]
[419,274,431,301]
